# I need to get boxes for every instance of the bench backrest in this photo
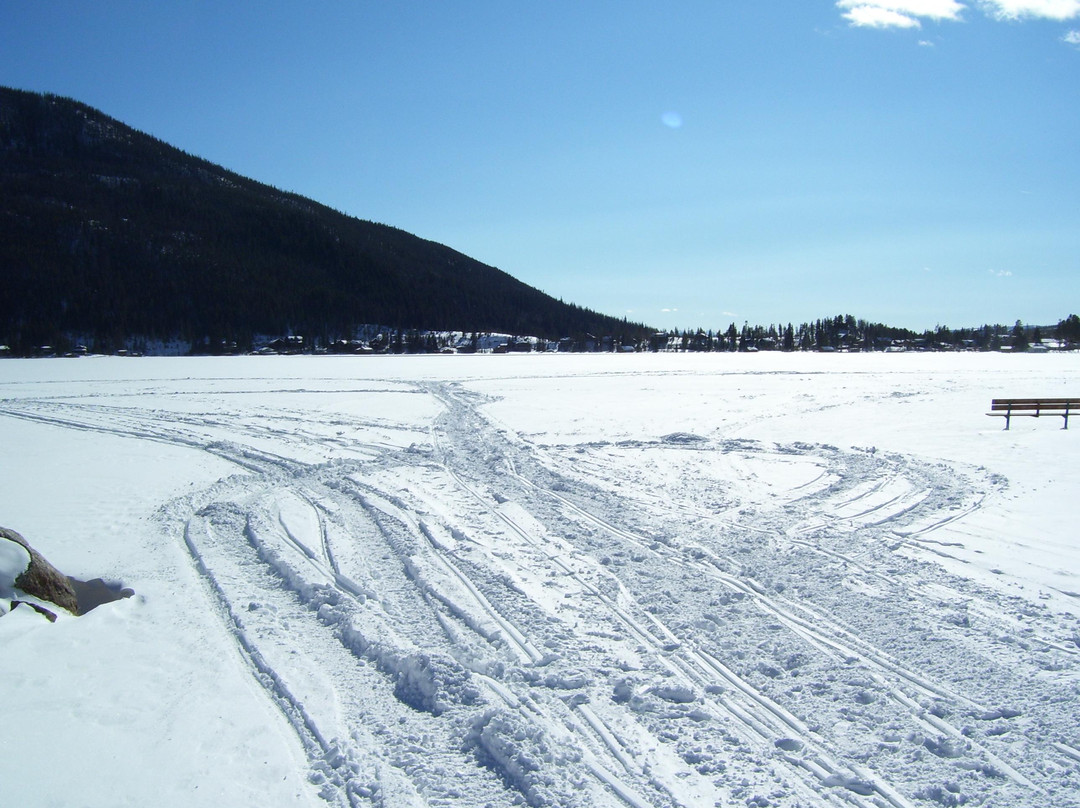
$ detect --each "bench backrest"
[990,398,1078,411]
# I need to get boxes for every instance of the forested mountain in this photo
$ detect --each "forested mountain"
[0,87,649,353]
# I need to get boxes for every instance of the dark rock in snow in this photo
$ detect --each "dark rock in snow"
[1,527,79,615]
[10,599,58,622]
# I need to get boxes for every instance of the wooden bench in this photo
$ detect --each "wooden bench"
[987,398,1076,430]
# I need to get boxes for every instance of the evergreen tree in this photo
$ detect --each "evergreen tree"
[1011,320,1029,352]
[1057,314,1080,345]
[725,323,738,352]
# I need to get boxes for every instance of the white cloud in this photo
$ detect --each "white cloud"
[837,0,967,28]
[989,269,1014,277]
[842,5,923,26]
[1066,28,1080,41]
[979,0,1080,19]
[839,0,1080,27]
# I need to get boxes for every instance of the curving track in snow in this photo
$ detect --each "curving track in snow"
[1,362,1078,808]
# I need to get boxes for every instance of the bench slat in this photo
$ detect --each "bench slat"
[989,406,1074,412]
[990,398,1077,406]
[987,398,1074,429]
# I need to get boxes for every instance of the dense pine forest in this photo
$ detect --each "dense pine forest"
[0,87,648,355]
[0,88,1075,357]
[646,314,1080,354]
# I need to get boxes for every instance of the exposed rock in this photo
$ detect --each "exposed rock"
[10,599,58,623]
[1,527,80,615]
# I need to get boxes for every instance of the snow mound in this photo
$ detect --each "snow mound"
[467,709,587,807]
[389,650,480,715]
[0,537,31,599]
[660,432,708,444]
[649,681,698,703]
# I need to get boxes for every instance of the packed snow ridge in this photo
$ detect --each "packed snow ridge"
[1,352,1078,807]
[0,536,30,600]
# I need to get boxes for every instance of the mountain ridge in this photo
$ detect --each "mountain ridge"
[0,87,650,353]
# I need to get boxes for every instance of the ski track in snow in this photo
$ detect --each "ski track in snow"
[1,365,1079,808]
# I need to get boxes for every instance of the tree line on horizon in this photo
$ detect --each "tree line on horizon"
[57,312,1077,357]
[643,314,1080,354]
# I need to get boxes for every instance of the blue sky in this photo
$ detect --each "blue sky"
[3,1,1078,331]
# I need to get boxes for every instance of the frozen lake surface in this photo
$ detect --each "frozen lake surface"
[1,352,1078,807]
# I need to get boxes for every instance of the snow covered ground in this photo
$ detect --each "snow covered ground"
[1,352,1078,808]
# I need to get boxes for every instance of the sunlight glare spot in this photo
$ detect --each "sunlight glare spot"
[661,111,683,129]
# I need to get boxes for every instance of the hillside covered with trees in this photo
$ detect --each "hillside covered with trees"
[0,87,649,354]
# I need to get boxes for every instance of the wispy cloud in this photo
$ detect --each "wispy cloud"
[837,1,966,28]
[979,0,1080,20]
[1066,28,1080,42]
[837,0,1080,28]
[989,269,1014,277]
